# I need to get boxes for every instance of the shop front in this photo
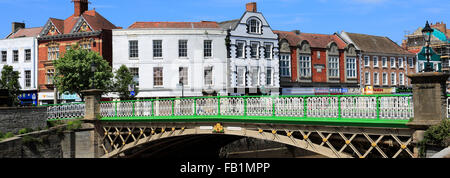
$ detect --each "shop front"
[18,91,38,106]
[282,87,361,96]
[38,92,55,105]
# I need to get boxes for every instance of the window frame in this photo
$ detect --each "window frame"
[328,56,340,78]
[25,70,31,88]
[178,40,188,58]
[346,57,357,78]
[280,53,292,77]
[236,41,245,59]
[299,55,311,78]
[250,41,259,59]
[153,67,163,87]
[266,67,273,86]
[129,40,139,59]
[264,43,273,59]
[248,18,262,34]
[153,40,163,58]
[178,67,189,87]
[204,67,213,86]
[25,49,31,62]
[1,51,6,63]
[204,40,213,58]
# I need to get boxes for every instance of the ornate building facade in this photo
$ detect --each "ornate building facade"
[219,2,280,95]
[37,0,118,104]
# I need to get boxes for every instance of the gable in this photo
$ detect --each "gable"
[230,11,278,39]
[40,19,63,36]
[71,16,93,33]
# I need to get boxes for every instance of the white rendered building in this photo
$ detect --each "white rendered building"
[219,2,280,95]
[0,23,42,105]
[112,21,228,98]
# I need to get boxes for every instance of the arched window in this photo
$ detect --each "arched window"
[248,18,261,34]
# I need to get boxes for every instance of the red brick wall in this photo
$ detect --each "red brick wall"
[311,49,327,83]
[290,48,298,82]
[360,54,416,87]
[38,34,113,91]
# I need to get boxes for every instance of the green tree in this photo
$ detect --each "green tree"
[53,47,113,101]
[114,65,139,100]
[0,65,21,106]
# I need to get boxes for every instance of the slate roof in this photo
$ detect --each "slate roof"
[128,21,220,29]
[345,32,413,55]
[218,19,240,30]
[7,27,43,39]
[274,30,347,49]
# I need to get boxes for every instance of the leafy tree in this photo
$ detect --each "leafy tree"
[0,65,21,106]
[114,65,139,100]
[53,46,113,101]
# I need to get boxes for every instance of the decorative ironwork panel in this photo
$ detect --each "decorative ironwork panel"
[247,97,273,116]
[135,101,153,117]
[275,97,304,117]
[47,103,85,120]
[154,100,173,116]
[100,102,115,117]
[307,97,339,118]
[196,98,218,116]
[220,97,244,116]
[379,96,413,120]
[174,99,195,116]
[341,97,377,119]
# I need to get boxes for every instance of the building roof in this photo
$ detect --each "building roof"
[128,21,220,29]
[274,30,347,49]
[218,19,240,30]
[7,27,43,39]
[345,32,413,55]
[41,9,117,37]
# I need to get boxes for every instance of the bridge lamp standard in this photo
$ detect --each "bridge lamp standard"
[91,61,97,89]
[422,21,434,72]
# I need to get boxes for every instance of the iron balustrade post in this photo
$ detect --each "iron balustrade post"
[338,96,342,120]
[377,96,381,120]
[114,101,117,118]
[218,95,221,116]
[132,101,135,117]
[151,100,154,117]
[172,99,175,117]
[194,98,197,116]
[244,96,248,117]
[272,96,276,117]
[303,96,308,118]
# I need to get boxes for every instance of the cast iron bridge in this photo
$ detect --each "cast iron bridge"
[45,94,442,158]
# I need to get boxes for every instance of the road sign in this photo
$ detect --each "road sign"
[130,91,135,96]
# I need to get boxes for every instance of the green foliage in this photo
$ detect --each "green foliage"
[419,120,450,157]
[422,120,450,147]
[114,65,139,100]
[18,128,34,135]
[53,48,113,101]
[0,65,21,106]
[0,132,15,141]
[66,120,82,131]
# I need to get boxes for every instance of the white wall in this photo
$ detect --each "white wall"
[0,37,38,91]
[113,28,228,98]
[227,11,280,95]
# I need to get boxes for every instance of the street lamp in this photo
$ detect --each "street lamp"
[422,21,434,72]
[178,79,184,98]
[91,61,97,89]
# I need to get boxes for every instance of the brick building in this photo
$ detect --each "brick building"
[37,0,118,104]
[341,32,416,94]
[274,30,360,95]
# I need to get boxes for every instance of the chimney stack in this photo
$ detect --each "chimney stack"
[292,30,301,35]
[246,2,257,12]
[73,0,89,17]
[12,22,25,33]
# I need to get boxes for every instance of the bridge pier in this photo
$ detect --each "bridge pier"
[82,89,104,158]
[407,72,450,158]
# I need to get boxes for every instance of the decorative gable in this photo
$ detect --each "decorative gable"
[40,19,62,37]
[71,16,94,33]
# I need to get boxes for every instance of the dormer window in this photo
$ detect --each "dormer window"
[248,18,261,34]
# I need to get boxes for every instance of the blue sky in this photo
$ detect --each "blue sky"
[1,0,449,45]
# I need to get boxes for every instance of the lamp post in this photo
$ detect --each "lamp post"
[91,61,97,89]
[178,79,184,98]
[422,21,434,72]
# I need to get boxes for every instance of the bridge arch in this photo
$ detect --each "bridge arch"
[99,125,354,158]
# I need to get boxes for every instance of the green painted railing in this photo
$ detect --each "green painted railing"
[95,94,414,128]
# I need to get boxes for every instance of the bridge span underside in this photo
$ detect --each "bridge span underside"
[98,121,415,158]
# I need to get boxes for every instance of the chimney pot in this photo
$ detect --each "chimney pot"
[73,0,89,17]
[246,2,257,12]
[12,22,25,33]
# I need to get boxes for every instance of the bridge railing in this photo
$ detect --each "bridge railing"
[44,95,450,123]
[96,95,415,124]
[44,102,85,120]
